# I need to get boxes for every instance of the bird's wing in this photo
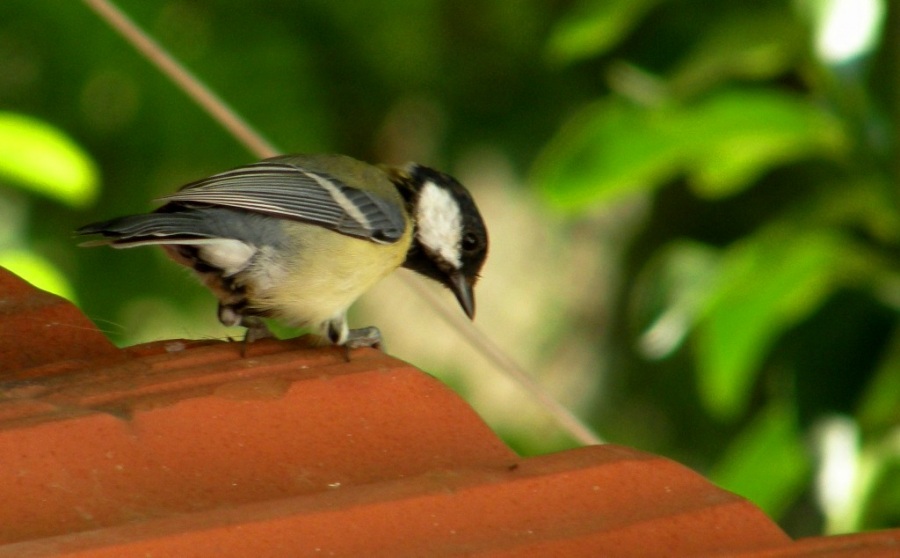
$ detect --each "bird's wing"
[157,161,406,243]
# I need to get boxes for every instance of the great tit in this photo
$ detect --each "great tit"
[77,153,489,349]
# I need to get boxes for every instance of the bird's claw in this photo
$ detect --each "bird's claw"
[346,326,382,349]
[239,317,275,356]
[338,326,383,361]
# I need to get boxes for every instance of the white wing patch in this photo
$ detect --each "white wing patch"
[415,181,463,269]
[195,238,258,276]
[303,169,372,230]
[107,237,256,277]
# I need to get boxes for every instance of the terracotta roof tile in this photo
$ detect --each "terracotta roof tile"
[0,269,120,374]
[1,267,897,556]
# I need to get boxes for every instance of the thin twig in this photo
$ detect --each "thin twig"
[80,0,604,446]
[399,273,604,445]
[82,0,278,159]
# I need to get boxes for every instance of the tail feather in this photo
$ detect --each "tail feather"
[77,210,260,277]
[77,205,284,250]
[76,212,218,247]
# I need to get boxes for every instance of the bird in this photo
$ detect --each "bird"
[77,153,489,351]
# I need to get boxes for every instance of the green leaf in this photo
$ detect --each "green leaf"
[532,89,847,212]
[0,112,99,207]
[532,99,683,209]
[681,90,847,197]
[709,401,811,519]
[695,228,850,419]
[860,452,900,532]
[857,329,900,433]
[545,0,661,65]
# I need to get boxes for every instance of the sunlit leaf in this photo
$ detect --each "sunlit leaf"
[0,112,99,207]
[532,99,683,209]
[0,249,76,302]
[815,416,865,534]
[709,401,811,519]
[545,0,661,64]
[682,90,847,197]
[533,89,847,211]
[695,228,851,419]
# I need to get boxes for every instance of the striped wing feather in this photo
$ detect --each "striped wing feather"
[158,162,405,243]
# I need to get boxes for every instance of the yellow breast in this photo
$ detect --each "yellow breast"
[242,221,412,329]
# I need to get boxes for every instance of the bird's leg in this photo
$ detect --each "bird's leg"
[218,301,273,355]
[218,301,274,340]
[335,328,383,362]
[235,317,273,357]
[242,316,275,343]
[325,316,384,360]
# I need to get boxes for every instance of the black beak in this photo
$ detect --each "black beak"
[449,271,476,319]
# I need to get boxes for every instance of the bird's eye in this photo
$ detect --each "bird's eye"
[462,232,479,252]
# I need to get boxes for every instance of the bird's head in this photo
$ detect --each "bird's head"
[387,164,489,319]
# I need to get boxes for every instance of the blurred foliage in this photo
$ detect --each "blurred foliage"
[0,111,98,208]
[536,0,900,537]
[1,0,898,537]
[0,110,96,299]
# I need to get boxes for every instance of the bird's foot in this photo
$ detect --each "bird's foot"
[346,326,382,349]
[337,326,383,361]
[238,317,275,356]
[243,319,275,343]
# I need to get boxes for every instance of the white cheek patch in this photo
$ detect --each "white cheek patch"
[415,181,463,269]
